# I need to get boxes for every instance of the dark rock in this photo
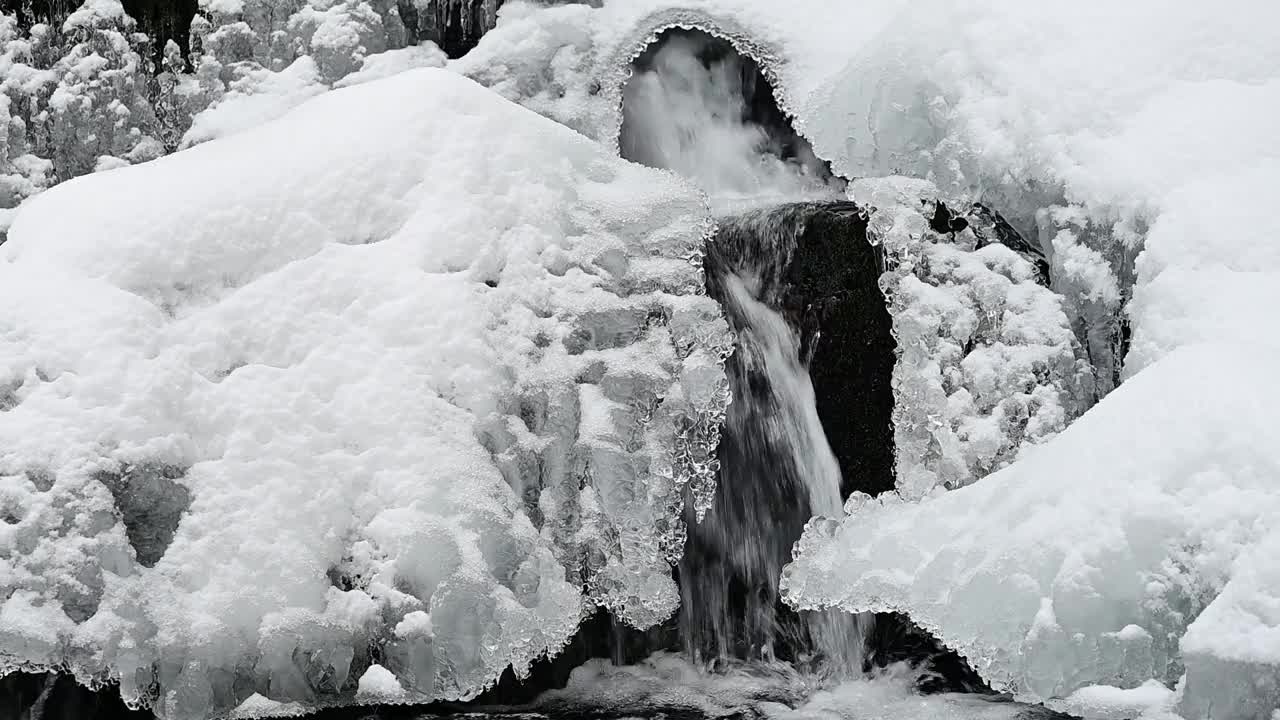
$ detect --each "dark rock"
[94,463,191,568]
[965,201,1051,285]
[0,673,151,720]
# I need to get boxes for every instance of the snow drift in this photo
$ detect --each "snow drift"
[0,68,731,718]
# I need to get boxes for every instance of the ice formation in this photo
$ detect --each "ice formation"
[851,177,1092,499]
[782,344,1280,714]
[778,2,1280,712]
[464,4,1280,712]
[2,0,1278,716]
[457,0,1280,713]
[619,28,842,213]
[0,68,731,717]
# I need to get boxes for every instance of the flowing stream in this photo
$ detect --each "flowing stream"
[621,26,865,677]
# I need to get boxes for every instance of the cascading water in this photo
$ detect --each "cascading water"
[621,29,845,214]
[621,28,867,677]
[683,246,868,675]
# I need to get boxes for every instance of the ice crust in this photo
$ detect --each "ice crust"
[460,0,1280,710]
[0,68,730,718]
[851,177,1091,500]
[782,344,1280,708]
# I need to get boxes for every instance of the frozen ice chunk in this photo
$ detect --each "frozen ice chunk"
[1177,527,1280,719]
[356,664,407,702]
[1059,680,1176,720]
[783,344,1280,708]
[0,68,728,717]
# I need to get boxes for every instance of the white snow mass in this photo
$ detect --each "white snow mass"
[2,0,1279,717]
[0,67,731,717]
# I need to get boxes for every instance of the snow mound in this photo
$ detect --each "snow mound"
[782,343,1280,710]
[0,68,729,717]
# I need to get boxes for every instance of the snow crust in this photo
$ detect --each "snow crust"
[783,344,1280,707]
[852,177,1091,499]
[0,68,729,718]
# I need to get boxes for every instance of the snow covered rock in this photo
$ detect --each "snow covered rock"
[0,67,729,717]
[850,177,1091,500]
[782,343,1280,710]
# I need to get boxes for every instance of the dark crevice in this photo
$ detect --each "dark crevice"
[94,463,192,568]
[0,673,150,720]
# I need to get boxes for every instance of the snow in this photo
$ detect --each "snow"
[182,56,328,147]
[460,0,1280,711]
[1061,680,1177,720]
[334,43,448,88]
[355,663,406,701]
[0,67,729,718]
[783,343,1280,708]
[2,0,1278,715]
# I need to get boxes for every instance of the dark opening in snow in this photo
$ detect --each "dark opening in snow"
[95,463,192,568]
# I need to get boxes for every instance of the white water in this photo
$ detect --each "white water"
[620,27,866,678]
[620,31,843,213]
[722,274,843,519]
[717,270,867,677]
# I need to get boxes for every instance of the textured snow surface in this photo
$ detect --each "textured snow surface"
[0,68,730,717]
[851,177,1091,500]
[783,344,1280,707]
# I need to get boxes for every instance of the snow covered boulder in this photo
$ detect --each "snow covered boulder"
[782,343,1280,712]
[0,68,729,717]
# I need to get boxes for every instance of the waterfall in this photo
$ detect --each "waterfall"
[619,27,868,677]
[620,28,844,214]
[681,208,869,676]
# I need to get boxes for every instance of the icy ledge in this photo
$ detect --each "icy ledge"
[0,68,730,718]
[781,343,1280,716]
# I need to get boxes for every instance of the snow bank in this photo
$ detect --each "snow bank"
[782,343,1280,709]
[0,68,729,718]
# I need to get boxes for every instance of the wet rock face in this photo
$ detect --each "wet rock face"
[94,464,191,568]
[399,0,501,58]
[705,202,896,499]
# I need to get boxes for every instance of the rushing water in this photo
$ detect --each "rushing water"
[680,263,868,675]
[620,27,868,677]
[621,28,844,214]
